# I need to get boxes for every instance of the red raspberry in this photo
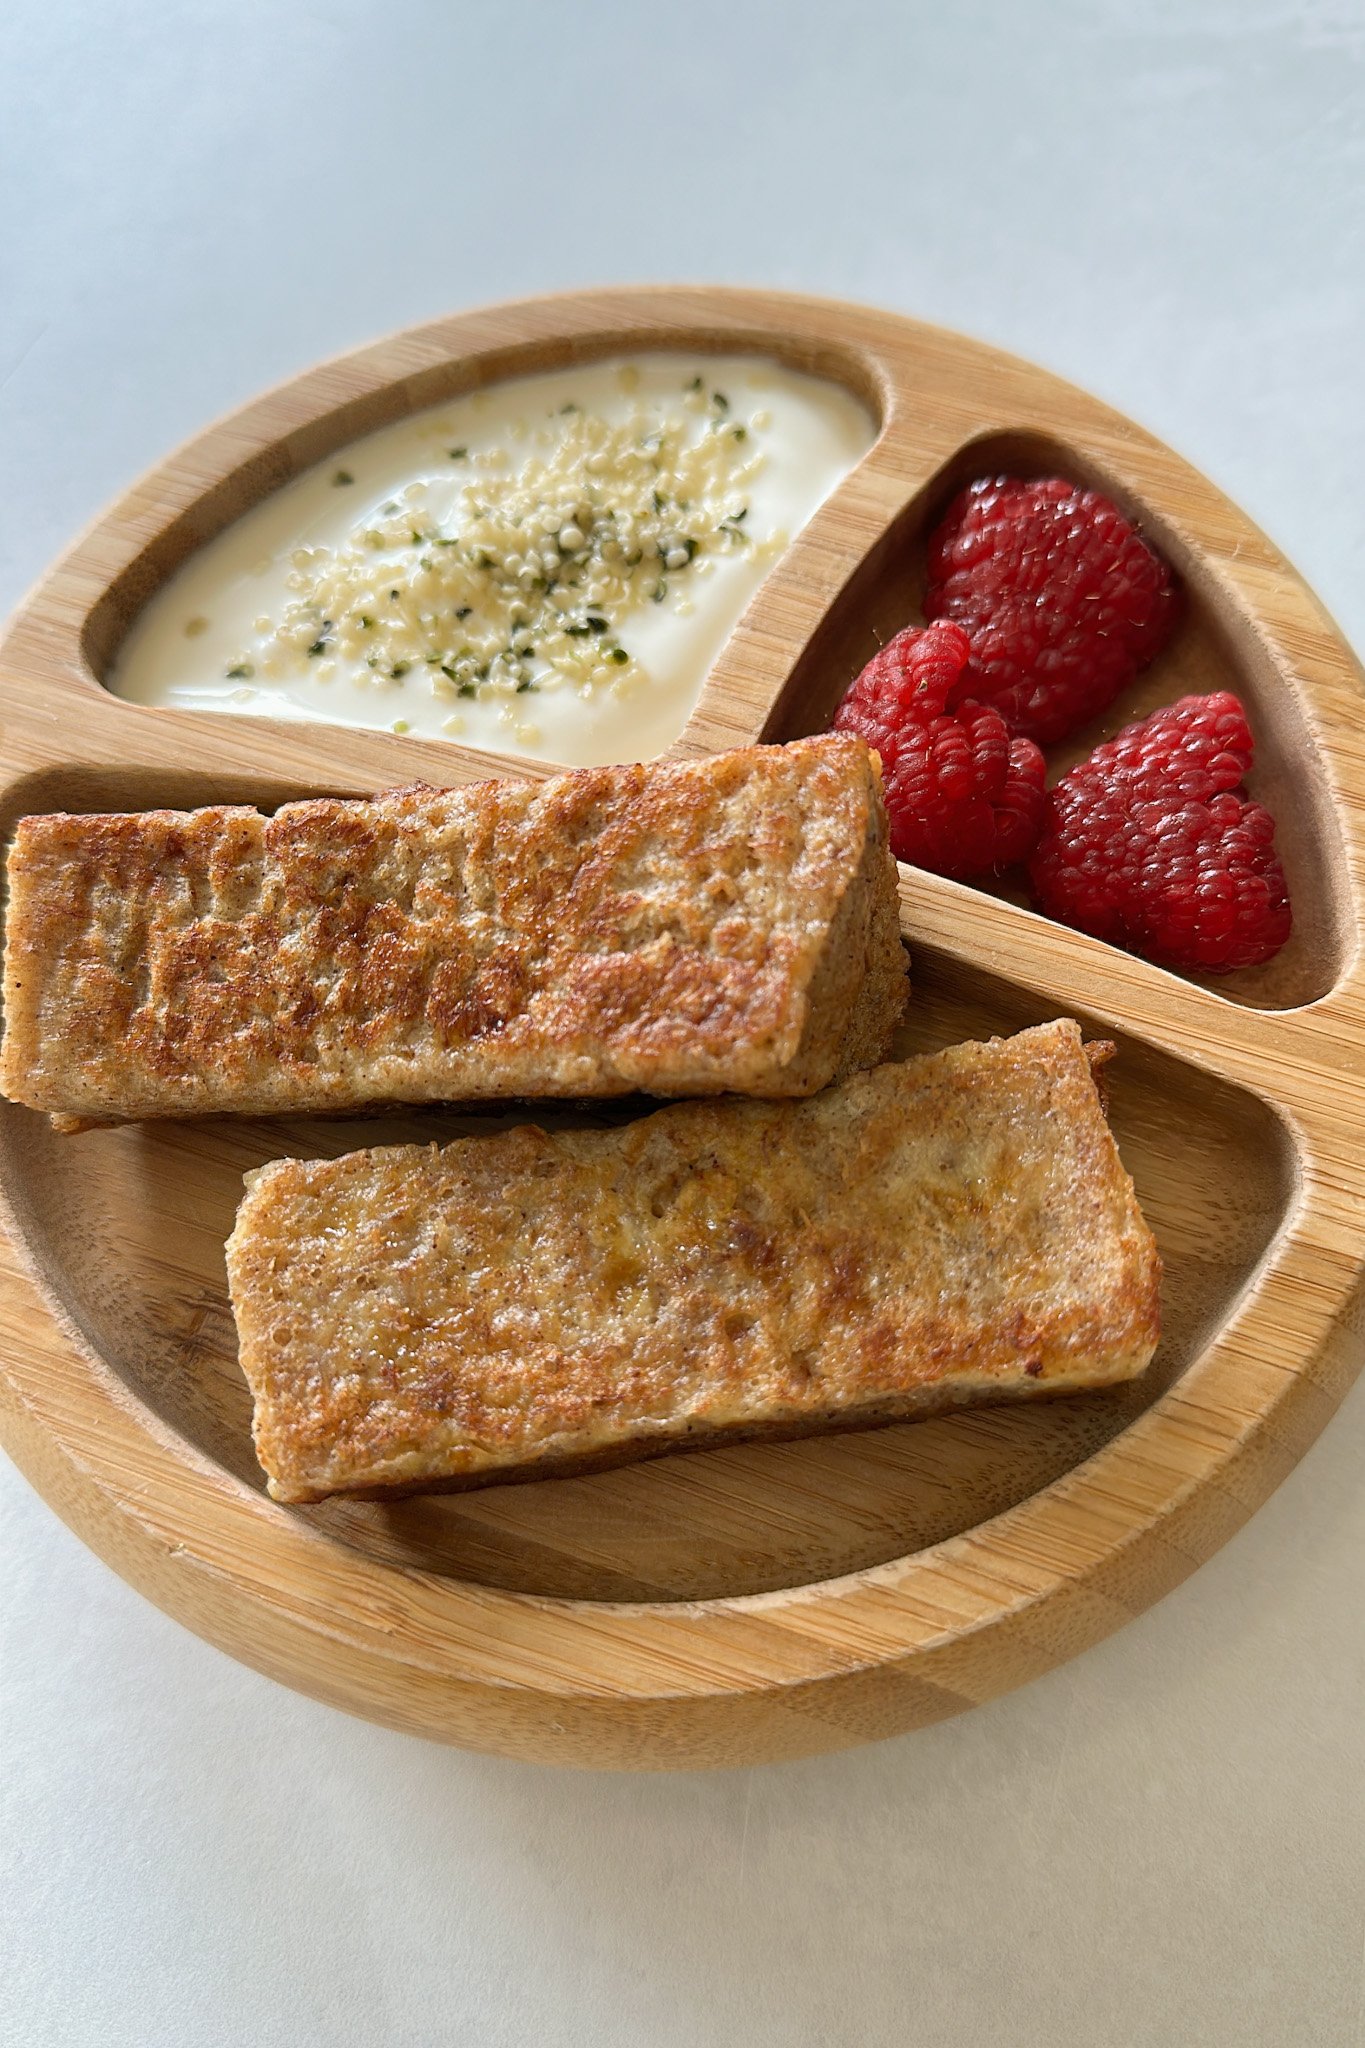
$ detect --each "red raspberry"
[1028,691,1292,972]
[832,620,1046,879]
[924,476,1180,744]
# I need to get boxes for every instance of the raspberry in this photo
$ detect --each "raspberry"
[923,476,1180,744]
[832,620,1046,879]
[1028,691,1292,972]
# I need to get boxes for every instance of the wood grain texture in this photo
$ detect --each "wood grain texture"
[0,286,1361,1769]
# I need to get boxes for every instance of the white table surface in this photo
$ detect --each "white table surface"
[3,4,1363,2043]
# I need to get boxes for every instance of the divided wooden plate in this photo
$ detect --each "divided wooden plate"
[1,287,1362,1770]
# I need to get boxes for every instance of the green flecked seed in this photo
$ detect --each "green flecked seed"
[611,647,629,665]
[457,682,478,699]
[307,638,328,657]
[447,446,467,459]
[392,719,410,733]
[391,662,410,678]
[226,663,253,679]
[332,469,354,486]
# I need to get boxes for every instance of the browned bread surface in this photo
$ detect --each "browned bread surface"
[0,735,906,1127]
[226,1019,1162,1505]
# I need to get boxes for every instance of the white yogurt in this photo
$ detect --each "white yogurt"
[109,354,874,768]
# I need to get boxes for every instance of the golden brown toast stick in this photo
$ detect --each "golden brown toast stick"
[226,1019,1161,1505]
[0,735,906,1129]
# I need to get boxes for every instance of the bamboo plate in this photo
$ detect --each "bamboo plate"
[1,287,1363,1771]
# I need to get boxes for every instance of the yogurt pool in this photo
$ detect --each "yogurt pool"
[110,354,875,767]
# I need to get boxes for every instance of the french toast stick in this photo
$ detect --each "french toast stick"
[1,735,906,1129]
[226,1019,1161,1505]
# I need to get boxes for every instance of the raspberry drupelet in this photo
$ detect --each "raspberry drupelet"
[1028,691,1292,973]
[832,620,1046,879]
[924,476,1180,745]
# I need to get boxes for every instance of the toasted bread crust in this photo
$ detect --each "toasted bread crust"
[226,1020,1162,1505]
[0,736,907,1126]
